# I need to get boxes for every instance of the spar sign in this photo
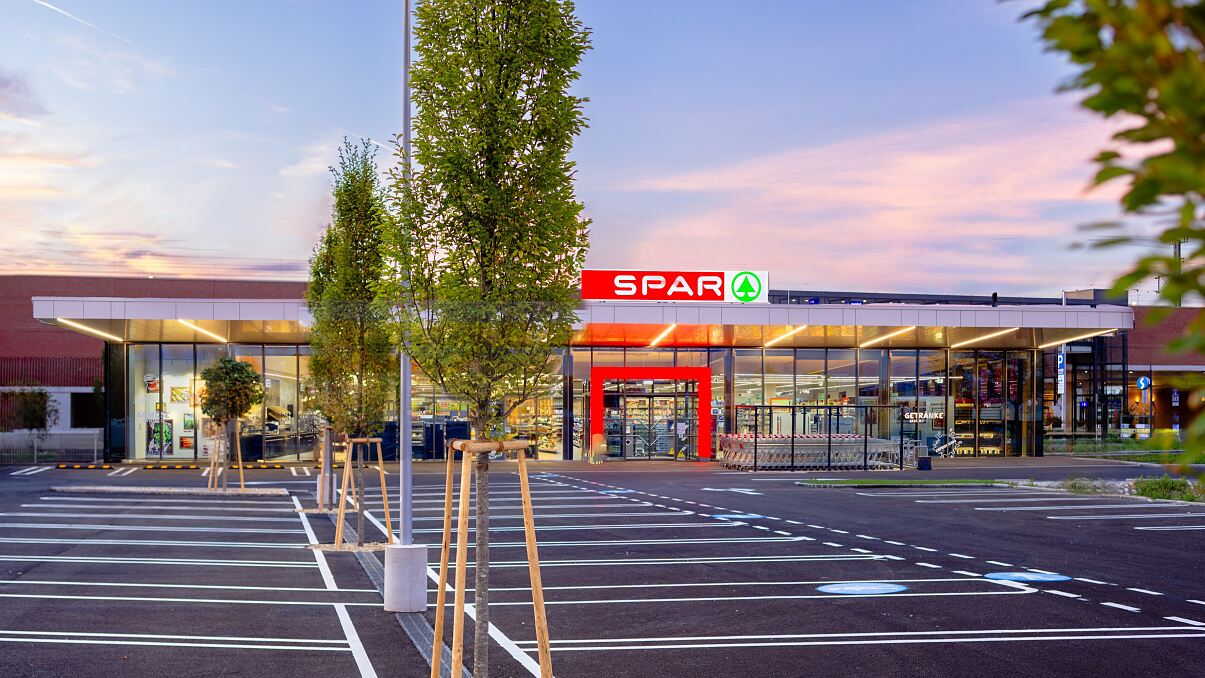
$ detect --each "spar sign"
[581,270,769,303]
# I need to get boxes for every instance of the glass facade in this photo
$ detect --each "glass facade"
[107,342,1046,463]
[118,343,320,462]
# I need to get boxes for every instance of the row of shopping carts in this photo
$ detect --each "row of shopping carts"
[718,433,917,471]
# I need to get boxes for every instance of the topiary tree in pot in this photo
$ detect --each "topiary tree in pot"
[200,357,264,492]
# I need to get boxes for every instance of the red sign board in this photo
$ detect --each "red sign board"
[581,269,768,303]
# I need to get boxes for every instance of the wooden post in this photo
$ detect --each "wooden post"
[517,446,553,677]
[430,441,456,678]
[374,439,394,545]
[449,448,474,678]
[334,440,355,546]
[235,419,246,493]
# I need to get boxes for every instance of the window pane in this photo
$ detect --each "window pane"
[160,345,195,460]
[128,344,160,460]
[263,346,297,461]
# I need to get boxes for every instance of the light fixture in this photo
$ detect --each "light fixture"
[950,327,1020,349]
[177,319,227,343]
[1038,329,1116,349]
[648,323,677,347]
[765,325,808,347]
[56,318,124,343]
[859,326,916,348]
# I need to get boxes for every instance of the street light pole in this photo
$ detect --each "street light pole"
[384,0,426,614]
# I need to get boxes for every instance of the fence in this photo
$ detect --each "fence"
[720,405,920,471]
[0,430,102,464]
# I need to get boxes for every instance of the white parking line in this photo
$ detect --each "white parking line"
[1126,588,1164,596]
[1101,602,1141,612]
[9,467,51,476]
[481,577,985,593]
[415,522,740,535]
[466,587,1032,607]
[43,496,291,506]
[1165,616,1205,626]
[1049,513,1205,521]
[334,604,378,678]
[1134,525,1205,531]
[516,626,1205,652]
[0,522,306,534]
[0,592,378,606]
[0,537,307,549]
[0,554,317,568]
[917,497,1105,504]
[1043,590,1080,598]
[916,563,942,569]
[0,579,375,593]
[0,512,298,523]
[976,504,1183,512]
[23,504,297,513]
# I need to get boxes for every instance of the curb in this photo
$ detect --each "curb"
[143,464,201,470]
[51,485,289,496]
[55,464,113,470]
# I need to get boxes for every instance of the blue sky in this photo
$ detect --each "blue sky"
[0,0,1157,296]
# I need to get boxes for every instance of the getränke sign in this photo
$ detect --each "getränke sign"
[581,270,769,304]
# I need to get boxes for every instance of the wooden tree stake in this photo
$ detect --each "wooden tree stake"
[430,443,456,678]
[517,447,553,677]
[449,448,473,677]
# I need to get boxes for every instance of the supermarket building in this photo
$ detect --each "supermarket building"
[14,270,1164,464]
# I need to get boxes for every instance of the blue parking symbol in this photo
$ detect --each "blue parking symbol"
[984,572,1071,583]
[817,582,908,595]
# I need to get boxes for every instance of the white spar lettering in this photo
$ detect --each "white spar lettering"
[611,273,726,298]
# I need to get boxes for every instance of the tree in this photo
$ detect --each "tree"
[378,1,590,674]
[199,357,263,492]
[1023,1,1205,465]
[306,138,397,543]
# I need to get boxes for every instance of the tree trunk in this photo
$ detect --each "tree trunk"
[473,450,490,677]
[222,421,231,491]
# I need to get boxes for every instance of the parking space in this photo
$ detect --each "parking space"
[7,461,1204,677]
[0,469,423,678]
[340,466,1205,677]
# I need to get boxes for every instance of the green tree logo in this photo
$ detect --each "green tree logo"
[730,271,762,302]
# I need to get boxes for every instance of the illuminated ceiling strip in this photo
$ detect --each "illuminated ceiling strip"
[55,318,123,343]
[859,326,916,348]
[1037,329,1117,349]
[765,325,808,348]
[950,327,1020,349]
[177,319,227,343]
[648,324,677,347]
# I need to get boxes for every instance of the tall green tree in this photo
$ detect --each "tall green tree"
[1023,1,1205,464]
[378,1,590,673]
[307,139,397,542]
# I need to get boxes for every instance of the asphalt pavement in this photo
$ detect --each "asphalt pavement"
[2,456,1203,677]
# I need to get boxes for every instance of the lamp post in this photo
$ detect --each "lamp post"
[384,0,427,614]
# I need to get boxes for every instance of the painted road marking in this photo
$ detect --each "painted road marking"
[0,592,376,606]
[1074,578,1111,585]
[916,563,942,569]
[1048,513,1205,520]
[415,522,741,535]
[1101,602,1141,612]
[916,497,1105,504]
[1126,588,1164,596]
[9,467,51,476]
[952,571,981,577]
[478,578,981,593]
[0,554,316,568]
[913,546,938,552]
[518,626,1205,652]
[1134,525,1205,531]
[466,553,890,568]
[0,523,307,534]
[42,496,293,505]
[816,583,908,595]
[23,504,298,512]
[984,572,1071,583]
[1044,590,1080,598]
[976,504,1184,512]
[466,588,1029,607]
[0,512,299,523]
[713,514,763,519]
[986,561,1014,567]
[1165,617,1205,626]
[0,537,307,549]
[949,553,975,559]
[0,579,374,593]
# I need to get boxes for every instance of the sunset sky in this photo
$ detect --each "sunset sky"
[0,0,1161,297]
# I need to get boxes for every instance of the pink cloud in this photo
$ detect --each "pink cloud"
[592,99,1134,294]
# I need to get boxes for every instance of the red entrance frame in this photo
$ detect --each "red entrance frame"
[589,366,712,460]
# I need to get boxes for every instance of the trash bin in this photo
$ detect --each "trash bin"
[916,456,932,471]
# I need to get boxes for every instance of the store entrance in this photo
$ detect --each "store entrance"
[603,390,697,460]
[589,366,713,460]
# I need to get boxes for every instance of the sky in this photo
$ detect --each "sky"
[0,0,1163,297]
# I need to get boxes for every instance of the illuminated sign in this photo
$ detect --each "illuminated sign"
[581,270,768,303]
[904,411,944,422]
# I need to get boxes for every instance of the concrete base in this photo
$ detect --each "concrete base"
[383,543,430,613]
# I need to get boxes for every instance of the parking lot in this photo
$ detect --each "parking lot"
[0,465,422,678]
[4,459,1204,677]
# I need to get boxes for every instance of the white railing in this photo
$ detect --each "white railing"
[0,430,102,464]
